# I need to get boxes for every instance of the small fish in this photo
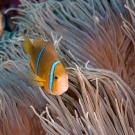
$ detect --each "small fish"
[0,12,5,31]
[22,34,68,95]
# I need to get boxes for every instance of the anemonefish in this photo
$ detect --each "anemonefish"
[22,34,68,95]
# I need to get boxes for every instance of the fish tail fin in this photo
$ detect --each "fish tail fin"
[22,34,33,55]
[27,70,46,87]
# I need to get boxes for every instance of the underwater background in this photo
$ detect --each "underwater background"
[0,0,135,135]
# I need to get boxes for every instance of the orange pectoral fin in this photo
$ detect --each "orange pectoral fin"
[27,70,46,87]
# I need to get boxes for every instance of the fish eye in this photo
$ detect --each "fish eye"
[54,75,59,80]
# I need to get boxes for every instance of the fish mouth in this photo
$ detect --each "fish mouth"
[53,85,68,91]
[59,84,69,89]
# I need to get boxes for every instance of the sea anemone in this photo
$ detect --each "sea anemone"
[0,0,135,135]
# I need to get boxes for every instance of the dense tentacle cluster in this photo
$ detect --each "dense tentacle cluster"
[0,0,135,135]
[9,0,135,91]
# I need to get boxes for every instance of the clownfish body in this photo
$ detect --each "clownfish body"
[23,34,68,95]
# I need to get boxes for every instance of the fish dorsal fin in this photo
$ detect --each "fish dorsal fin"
[33,35,45,48]
[33,35,54,48]
[22,34,33,55]
[30,59,35,73]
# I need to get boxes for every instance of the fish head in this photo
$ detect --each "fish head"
[51,63,68,95]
